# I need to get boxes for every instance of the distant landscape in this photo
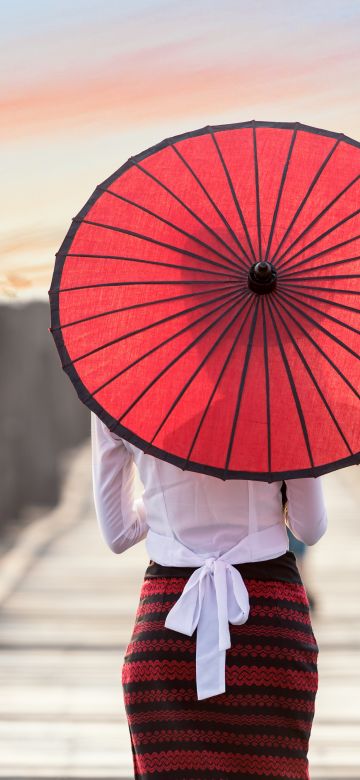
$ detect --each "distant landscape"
[0,299,89,533]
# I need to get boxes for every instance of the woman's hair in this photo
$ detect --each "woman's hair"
[281,481,288,518]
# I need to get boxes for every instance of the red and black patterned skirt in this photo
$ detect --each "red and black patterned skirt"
[121,552,318,780]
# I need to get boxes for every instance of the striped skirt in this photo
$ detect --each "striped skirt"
[121,552,318,780]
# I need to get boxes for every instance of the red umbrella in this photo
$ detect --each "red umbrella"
[49,120,360,481]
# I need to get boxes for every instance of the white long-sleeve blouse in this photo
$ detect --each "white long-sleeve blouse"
[91,411,327,554]
[90,411,327,700]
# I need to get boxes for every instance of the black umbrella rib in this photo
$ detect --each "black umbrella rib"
[265,128,298,262]
[170,142,252,264]
[62,286,244,368]
[272,295,359,399]
[276,286,359,315]
[209,128,257,262]
[274,290,360,360]
[271,297,353,455]
[183,301,256,470]
[253,124,262,262]
[85,289,251,401]
[98,186,243,273]
[261,297,272,473]
[275,173,360,266]
[281,281,359,295]
[51,279,243,294]
[277,234,360,276]
[271,138,340,264]
[281,255,360,279]
[54,251,242,280]
[266,297,315,469]
[225,297,261,472]
[133,160,246,266]
[276,288,360,335]
[51,281,242,330]
[71,217,244,277]
[142,297,256,452]
[281,273,360,282]
[276,208,360,272]
[114,292,251,426]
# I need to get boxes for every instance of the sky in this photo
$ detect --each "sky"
[1,0,359,300]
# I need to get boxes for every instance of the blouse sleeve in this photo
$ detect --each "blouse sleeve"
[285,477,328,546]
[90,411,148,554]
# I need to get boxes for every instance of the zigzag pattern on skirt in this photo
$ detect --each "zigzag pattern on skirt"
[121,562,318,779]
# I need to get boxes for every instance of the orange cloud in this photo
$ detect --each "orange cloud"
[0,227,62,256]
[2,42,359,142]
[0,261,53,300]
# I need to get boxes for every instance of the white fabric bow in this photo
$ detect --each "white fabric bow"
[146,524,288,700]
[163,556,250,699]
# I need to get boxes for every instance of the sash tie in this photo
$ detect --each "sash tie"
[146,524,288,700]
[164,557,249,699]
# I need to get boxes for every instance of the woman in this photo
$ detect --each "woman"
[91,411,327,780]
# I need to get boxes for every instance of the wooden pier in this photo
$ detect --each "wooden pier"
[0,439,359,778]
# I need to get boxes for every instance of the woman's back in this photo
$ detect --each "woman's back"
[91,411,328,556]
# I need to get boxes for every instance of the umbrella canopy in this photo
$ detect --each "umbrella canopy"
[49,120,360,481]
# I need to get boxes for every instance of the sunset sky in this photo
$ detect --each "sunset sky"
[1,0,359,300]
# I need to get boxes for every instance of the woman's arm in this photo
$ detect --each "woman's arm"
[91,411,148,553]
[285,477,328,546]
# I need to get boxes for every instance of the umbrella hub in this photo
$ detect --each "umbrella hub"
[248,261,277,294]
